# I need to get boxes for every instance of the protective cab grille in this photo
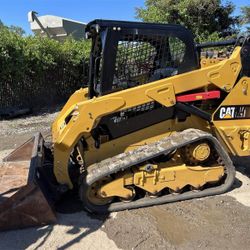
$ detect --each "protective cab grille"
[112,34,186,91]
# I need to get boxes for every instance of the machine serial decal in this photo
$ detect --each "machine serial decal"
[214,105,250,120]
[110,102,155,124]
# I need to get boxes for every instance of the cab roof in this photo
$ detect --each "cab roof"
[85,19,193,36]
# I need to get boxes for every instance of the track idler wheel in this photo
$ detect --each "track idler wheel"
[86,177,113,206]
[180,141,212,165]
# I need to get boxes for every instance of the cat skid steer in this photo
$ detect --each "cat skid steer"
[0,20,249,230]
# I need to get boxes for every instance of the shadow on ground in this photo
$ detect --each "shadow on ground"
[234,156,250,177]
[0,192,108,250]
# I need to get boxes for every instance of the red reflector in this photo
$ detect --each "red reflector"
[176,91,221,102]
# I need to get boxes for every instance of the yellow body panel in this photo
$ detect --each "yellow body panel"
[213,77,250,156]
[200,57,225,68]
[52,47,242,188]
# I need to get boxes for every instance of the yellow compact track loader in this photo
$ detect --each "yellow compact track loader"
[1,20,250,230]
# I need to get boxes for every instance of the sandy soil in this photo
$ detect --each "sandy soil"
[0,113,249,250]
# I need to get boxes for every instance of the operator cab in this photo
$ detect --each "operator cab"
[85,19,199,98]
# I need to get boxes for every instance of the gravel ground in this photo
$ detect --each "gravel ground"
[0,112,58,151]
[103,195,250,250]
[0,112,249,250]
[0,208,118,250]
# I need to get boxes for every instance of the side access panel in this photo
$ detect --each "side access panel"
[213,77,250,156]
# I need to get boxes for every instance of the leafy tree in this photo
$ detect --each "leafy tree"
[241,6,250,24]
[9,25,25,36]
[0,20,25,35]
[135,0,240,42]
[0,20,4,28]
[241,6,250,31]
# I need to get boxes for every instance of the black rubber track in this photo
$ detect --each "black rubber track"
[79,129,235,214]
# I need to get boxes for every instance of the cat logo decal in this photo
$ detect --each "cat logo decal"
[219,107,235,119]
[215,106,250,120]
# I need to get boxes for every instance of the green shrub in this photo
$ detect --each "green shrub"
[0,26,91,110]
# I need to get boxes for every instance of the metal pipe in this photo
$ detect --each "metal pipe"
[196,39,236,49]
